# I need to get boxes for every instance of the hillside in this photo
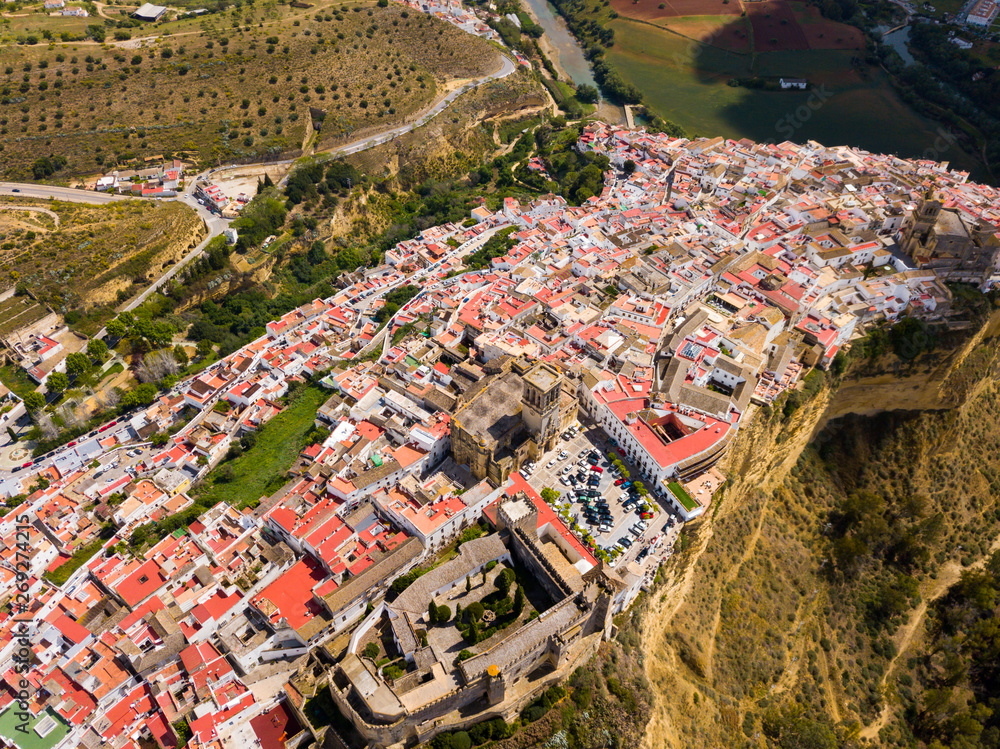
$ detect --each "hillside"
[0,0,500,178]
[0,197,204,305]
[640,302,1000,749]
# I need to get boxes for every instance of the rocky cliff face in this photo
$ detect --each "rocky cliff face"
[640,308,1000,749]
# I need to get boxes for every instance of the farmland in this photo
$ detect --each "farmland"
[0,197,204,318]
[0,0,501,178]
[600,12,983,174]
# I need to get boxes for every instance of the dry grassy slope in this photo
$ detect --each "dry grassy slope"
[0,2,499,177]
[325,72,544,241]
[640,309,1000,749]
[0,198,204,305]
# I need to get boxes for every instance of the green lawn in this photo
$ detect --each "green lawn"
[193,383,328,509]
[0,707,69,749]
[0,364,39,401]
[44,537,108,586]
[667,481,698,512]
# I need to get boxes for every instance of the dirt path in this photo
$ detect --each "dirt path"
[0,204,60,227]
[859,532,1000,740]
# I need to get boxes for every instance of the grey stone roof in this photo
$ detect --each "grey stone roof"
[391,535,507,618]
[454,371,525,448]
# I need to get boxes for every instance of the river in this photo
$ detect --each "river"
[882,25,916,66]
[519,0,598,89]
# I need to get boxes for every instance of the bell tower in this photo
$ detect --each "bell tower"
[904,189,942,264]
[520,362,562,452]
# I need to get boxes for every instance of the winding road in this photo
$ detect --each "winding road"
[0,51,516,319]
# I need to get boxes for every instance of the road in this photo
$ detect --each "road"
[0,50,518,493]
[320,54,518,159]
[0,183,128,204]
[120,188,230,314]
[1,51,517,316]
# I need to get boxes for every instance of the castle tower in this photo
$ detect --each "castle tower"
[486,664,505,705]
[520,362,563,452]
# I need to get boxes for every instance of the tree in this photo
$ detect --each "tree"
[465,576,471,592]
[513,585,525,616]
[467,617,479,644]
[23,392,45,413]
[540,487,560,503]
[307,239,327,265]
[106,318,127,339]
[428,600,439,625]
[47,371,70,393]
[136,350,179,383]
[437,604,451,623]
[173,344,189,368]
[196,339,214,357]
[362,642,380,659]
[65,352,91,378]
[86,338,109,362]
[495,567,514,596]
[576,83,599,103]
[623,159,637,175]
[466,601,485,621]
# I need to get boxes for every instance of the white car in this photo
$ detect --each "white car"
[547,460,556,468]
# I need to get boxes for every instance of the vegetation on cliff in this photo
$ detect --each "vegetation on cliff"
[639,304,1000,749]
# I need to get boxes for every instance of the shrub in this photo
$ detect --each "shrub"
[466,601,485,621]
[362,642,380,659]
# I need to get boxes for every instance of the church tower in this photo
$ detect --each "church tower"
[520,362,562,452]
[904,188,942,264]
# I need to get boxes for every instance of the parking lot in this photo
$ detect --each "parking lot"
[523,421,681,573]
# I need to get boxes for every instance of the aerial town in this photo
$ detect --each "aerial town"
[1,123,999,749]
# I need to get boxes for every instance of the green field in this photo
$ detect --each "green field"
[606,19,983,175]
[192,382,328,509]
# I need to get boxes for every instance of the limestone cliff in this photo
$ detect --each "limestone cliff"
[641,307,1000,749]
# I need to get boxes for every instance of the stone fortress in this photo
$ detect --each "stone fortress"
[323,493,640,748]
